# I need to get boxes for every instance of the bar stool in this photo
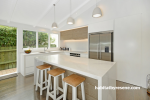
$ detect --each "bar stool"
[46,68,65,100]
[35,64,52,95]
[63,74,85,100]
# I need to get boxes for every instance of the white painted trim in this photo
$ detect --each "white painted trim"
[36,31,38,48]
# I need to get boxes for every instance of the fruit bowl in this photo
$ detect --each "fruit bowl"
[24,50,31,54]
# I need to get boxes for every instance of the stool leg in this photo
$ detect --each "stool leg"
[48,68,52,90]
[63,82,68,100]
[45,69,47,86]
[81,82,85,100]
[72,87,77,100]
[35,69,39,91]
[54,77,57,100]
[40,70,43,95]
[56,76,59,95]
[46,74,51,100]
[50,81,52,90]
[61,73,64,88]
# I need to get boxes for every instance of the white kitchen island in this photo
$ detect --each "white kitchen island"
[34,54,116,100]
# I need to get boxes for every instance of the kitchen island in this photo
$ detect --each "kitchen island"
[34,54,116,100]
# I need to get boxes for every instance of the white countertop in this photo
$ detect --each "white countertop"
[21,50,88,56]
[35,54,116,79]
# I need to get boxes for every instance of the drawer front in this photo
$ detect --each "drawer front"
[26,67,34,75]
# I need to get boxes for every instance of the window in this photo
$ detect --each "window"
[38,32,48,48]
[23,30,36,48]
[50,34,58,48]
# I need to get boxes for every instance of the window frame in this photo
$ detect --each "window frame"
[23,29,59,50]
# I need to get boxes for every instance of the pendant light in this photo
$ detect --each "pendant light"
[52,4,58,28]
[92,0,102,18]
[67,0,74,24]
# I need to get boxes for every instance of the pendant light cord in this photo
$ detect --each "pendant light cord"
[54,4,55,22]
[70,0,71,17]
[96,0,97,7]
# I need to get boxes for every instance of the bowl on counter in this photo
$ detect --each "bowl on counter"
[24,50,32,54]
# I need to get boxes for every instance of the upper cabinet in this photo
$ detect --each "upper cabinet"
[60,27,88,40]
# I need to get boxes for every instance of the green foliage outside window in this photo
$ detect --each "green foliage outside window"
[50,36,56,47]
[23,30,36,48]
[38,32,48,48]
[0,25,17,47]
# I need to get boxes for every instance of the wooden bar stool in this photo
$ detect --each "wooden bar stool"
[63,74,85,100]
[35,64,52,95]
[46,68,65,100]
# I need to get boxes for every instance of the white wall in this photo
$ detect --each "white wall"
[59,0,150,88]
[60,39,88,52]
[114,14,142,86]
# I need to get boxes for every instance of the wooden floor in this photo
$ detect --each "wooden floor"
[0,68,17,76]
[0,74,150,100]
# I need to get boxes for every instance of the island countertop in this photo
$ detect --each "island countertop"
[35,54,116,79]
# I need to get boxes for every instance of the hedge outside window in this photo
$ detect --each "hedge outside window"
[50,34,58,48]
[23,30,36,48]
[38,32,48,48]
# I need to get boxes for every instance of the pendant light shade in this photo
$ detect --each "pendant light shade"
[67,17,74,24]
[52,22,58,28]
[67,0,74,25]
[92,0,102,18]
[52,4,58,28]
[92,7,102,18]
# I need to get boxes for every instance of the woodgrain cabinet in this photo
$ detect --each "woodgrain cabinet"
[60,27,88,40]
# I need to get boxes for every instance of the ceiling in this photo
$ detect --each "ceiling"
[0,0,92,29]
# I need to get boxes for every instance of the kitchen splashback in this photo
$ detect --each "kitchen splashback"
[60,39,88,52]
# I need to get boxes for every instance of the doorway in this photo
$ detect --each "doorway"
[0,25,17,77]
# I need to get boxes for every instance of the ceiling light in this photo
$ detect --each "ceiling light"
[52,4,58,28]
[92,0,102,18]
[67,17,74,24]
[67,0,74,24]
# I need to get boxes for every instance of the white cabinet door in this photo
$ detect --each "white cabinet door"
[114,14,142,86]
[25,56,35,68]
[26,67,34,75]
[88,20,114,33]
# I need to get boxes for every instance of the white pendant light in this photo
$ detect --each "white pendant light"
[67,17,74,24]
[52,4,58,28]
[67,0,74,24]
[92,0,102,18]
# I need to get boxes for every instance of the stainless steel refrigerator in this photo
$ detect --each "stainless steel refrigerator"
[89,31,113,61]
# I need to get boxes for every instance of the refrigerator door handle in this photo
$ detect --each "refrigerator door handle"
[99,44,101,59]
[97,44,99,59]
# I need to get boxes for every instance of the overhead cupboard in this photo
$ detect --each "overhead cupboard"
[60,26,88,40]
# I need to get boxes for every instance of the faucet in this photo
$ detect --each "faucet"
[44,46,48,52]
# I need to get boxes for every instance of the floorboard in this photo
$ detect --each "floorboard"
[0,74,150,100]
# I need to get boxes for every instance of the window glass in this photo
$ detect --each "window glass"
[23,30,36,48]
[50,34,58,48]
[38,32,48,48]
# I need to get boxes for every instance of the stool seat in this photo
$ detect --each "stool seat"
[37,64,52,70]
[47,68,65,76]
[63,74,85,87]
